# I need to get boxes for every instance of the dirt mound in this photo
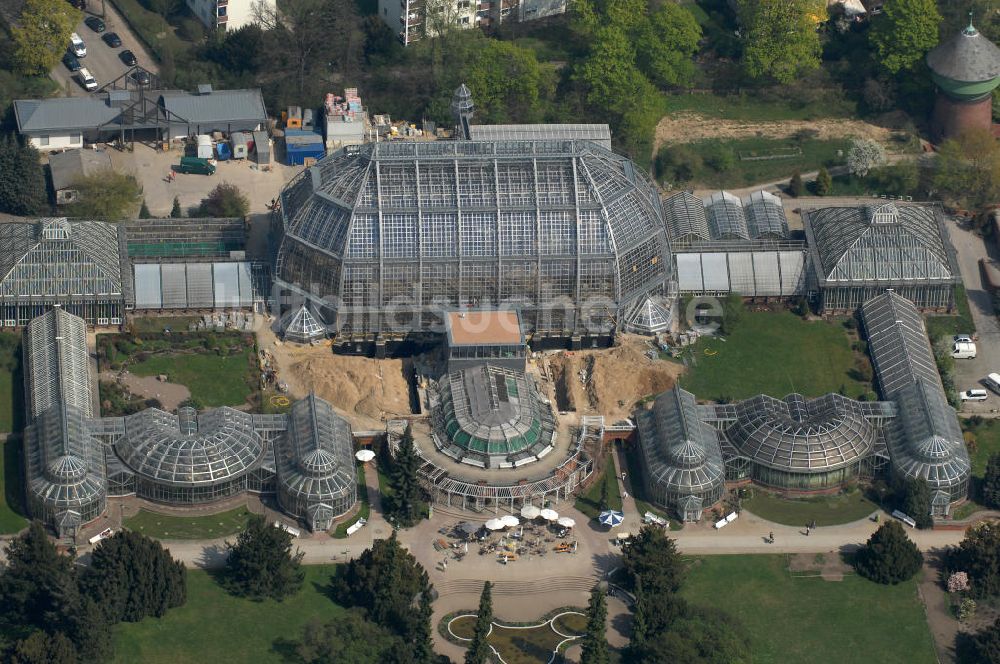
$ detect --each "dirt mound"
[290,354,412,428]
[545,336,683,421]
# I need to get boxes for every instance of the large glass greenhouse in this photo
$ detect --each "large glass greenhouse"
[430,364,556,468]
[635,387,725,521]
[274,395,356,531]
[275,140,672,341]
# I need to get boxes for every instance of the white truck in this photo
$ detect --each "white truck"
[952,340,977,359]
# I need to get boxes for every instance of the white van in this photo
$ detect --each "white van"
[987,373,1000,394]
[70,32,87,58]
[77,68,97,92]
[952,341,977,359]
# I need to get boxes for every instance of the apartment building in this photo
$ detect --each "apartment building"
[186,0,274,32]
[379,0,564,46]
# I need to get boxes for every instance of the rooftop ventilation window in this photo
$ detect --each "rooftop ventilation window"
[870,202,900,225]
[41,218,71,240]
[197,84,213,95]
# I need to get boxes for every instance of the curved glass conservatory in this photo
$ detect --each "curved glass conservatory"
[636,387,725,521]
[274,395,357,531]
[430,365,556,468]
[275,140,672,337]
[115,407,265,503]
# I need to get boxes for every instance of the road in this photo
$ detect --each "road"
[944,220,1000,415]
[50,3,158,96]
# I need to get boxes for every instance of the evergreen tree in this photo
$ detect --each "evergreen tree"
[815,167,833,196]
[295,611,402,664]
[789,172,804,197]
[961,616,1000,664]
[630,575,649,650]
[948,522,1000,600]
[79,530,186,624]
[386,424,428,527]
[599,478,610,512]
[224,514,304,601]
[10,631,78,664]
[139,199,152,218]
[170,196,183,218]
[983,453,1000,509]
[899,477,933,529]
[580,586,609,664]
[854,521,923,584]
[621,526,685,594]
[465,581,493,664]
[0,133,46,216]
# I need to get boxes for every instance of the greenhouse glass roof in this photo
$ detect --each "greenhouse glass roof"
[636,387,725,495]
[860,291,943,398]
[116,407,264,486]
[274,394,355,502]
[743,191,789,239]
[664,190,789,243]
[727,393,876,472]
[24,307,93,419]
[705,191,750,240]
[663,191,710,242]
[25,404,105,510]
[0,218,124,299]
[804,203,958,284]
[886,381,970,490]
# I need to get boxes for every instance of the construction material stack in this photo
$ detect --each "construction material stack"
[323,88,366,149]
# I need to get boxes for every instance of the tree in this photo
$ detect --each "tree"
[580,586,609,664]
[0,133,46,216]
[635,605,751,664]
[171,196,183,218]
[224,514,304,601]
[464,41,551,124]
[636,3,702,89]
[815,167,832,196]
[599,478,610,512]
[899,477,932,529]
[12,0,81,75]
[960,616,1000,664]
[854,521,923,584]
[65,170,143,221]
[295,611,401,664]
[868,0,940,75]
[934,128,1000,212]
[983,453,1000,509]
[847,138,887,178]
[139,200,152,219]
[789,172,804,197]
[331,532,436,659]
[10,631,78,664]
[465,581,493,664]
[736,0,822,84]
[204,24,266,75]
[79,530,186,624]
[198,182,250,218]
[621,526,685,594]
[385,424,429,527]
[947,522,1000,599]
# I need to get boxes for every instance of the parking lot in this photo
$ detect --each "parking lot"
[50,4,157,95]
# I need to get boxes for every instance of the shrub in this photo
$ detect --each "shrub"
[854,521,923,584]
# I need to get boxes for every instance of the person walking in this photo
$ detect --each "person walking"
[769,531,774,543]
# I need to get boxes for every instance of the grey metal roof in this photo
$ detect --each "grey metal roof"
[663,191,710,241]
[468,124,612,150]
[743,190,789,239]
[705,191,750,240]
[48,149,113,191]
[927,24,1000,83]
[14,97,120,133]
[274,395,355,505]
[861,291,943,398]
[160,89,267,125]
[24,307,94,420]
[804,203,958,284]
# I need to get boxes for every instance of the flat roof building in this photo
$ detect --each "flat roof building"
[445,310,526,372]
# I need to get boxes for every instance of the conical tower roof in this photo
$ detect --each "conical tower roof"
[927,22,1000,83]
[281,304,326,343]
[625,297,671,335]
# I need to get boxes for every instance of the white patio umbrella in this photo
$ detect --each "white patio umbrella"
[598,510,625,527]
[540,508,559,521]
[355,449,376,462]
[501,515,519,528]
[557,516,576,528]
[484,518,505,531]
[520,504,541,520]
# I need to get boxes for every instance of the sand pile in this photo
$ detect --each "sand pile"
[290,354,412,427]
[545,335,683,421]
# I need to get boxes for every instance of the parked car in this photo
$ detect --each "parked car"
[954,334,974,344]
[77,67,98,92]
[84,15,105,32]
[987,373,1000,394]
[129,69,151,86]
[176,157,216,175]
[102,32,122,48]
[70,32,86,57]
[119,49,137,66]
[961,389,989,402]
[62,51,81,72]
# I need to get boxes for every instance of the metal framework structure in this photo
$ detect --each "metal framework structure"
[394,417,595,513]
[275,140,672,340]
[804,203,960,311]
[274,395,356,531]
[665,190,790,245]
[281,304,327,343]
[430,365,556,468]
[860,290,944,397]
[0,218,127,326]
[636,387,725,521]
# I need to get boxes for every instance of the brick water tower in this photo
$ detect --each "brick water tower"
[927,19,1000,141]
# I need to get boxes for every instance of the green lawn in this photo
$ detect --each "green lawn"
[333,463,371,538]
[678,312,870,401]
[925,285,976,341]
[114,565,342,664]
[0,332,22,433]
[666,93,855,122]
[682,556,936,664]
[0,439,28,534]
[574,454,622,520]
[449,613,586,664]
[743,490,878,527]
[124,507,252,539]
[129,317,203,335]
[129,351,254,407]
[963,418,1000,478]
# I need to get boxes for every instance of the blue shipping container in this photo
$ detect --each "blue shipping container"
[285,129,326,166]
